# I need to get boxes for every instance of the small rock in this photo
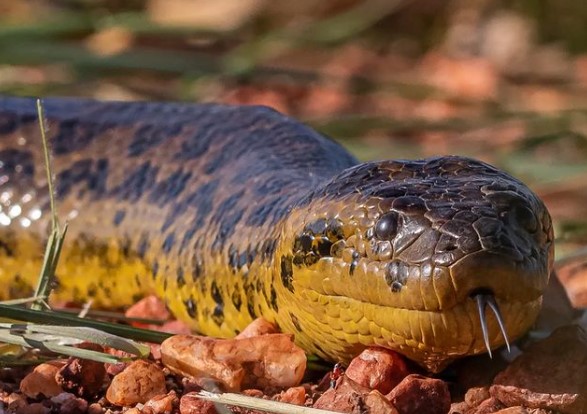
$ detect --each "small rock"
[314,375,399,414]
[449,401,469,414]
[179,392,217,414]
[7,392,28,412]
[493,407,552,414]
[275,386,306,406]
[235,318,278,339]
[56,343,106,398]
[386,374,450,414]
[144,391,178,414]
[20,361,65,398]
[18,402,51,414]
[125,295,170,328]
[345,347,410,394]
[50,392,89,414]
[87,402,104,414]
[106,360,167,406]
[161,333,305,392]
[490,325,587,414]
[473,397,506,414]
[464,387,490,407]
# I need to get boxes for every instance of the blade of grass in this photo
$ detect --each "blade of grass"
[0,305,171,343]
[31,99,68,311]
[1,324,150,357]
[0,330,126,364]
[193,391,341,414]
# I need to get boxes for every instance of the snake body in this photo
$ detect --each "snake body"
[0,96,554,371]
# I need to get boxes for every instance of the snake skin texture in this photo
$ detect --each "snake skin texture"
[0,96,554,371]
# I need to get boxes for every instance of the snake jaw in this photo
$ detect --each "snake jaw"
[473,291,512,358]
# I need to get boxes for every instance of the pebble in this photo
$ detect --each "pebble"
[490,325,587,414]
[20,361,65,399]
[386,374,451,414]
[143,391,178,413]
[314,375,399,414]
[56,343,106,398]
[345,347,410,394]
[179,392,218,414]
[106,360,167,406]
[161,333,305,392]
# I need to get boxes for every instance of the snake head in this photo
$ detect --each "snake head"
[276,155,554,371]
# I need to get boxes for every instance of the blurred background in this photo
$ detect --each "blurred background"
[0,0,586,263]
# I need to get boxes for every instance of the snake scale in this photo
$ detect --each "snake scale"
[0,96,554,372]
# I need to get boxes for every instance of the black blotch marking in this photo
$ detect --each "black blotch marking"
[316,238,333,257]
[185,296,197,318]
[176,267,185,288]
[295,234,313,253]
[174,125,213,160]
[211,190,245,251]
[137,233,149,258]
[211,281,224,326]
[280,255,294,292]
[237,251,248,269]
[191,257,204,281]
[113,209,126,226]
[111,161,159,202]
[148,170,192,207]
[261,239,278,261]
[56,159,92,199]
[245,283,257,319]
[52,119,98,155]
[228,245,238,272]
[269,286,278,312]
[86,283,98,297]
[304,252,319,266]
[89,158,109,197]
[132,292,143,303]
[128,123,181,157]
[203,146,233,174]
[231,287,242,311]
[293,253,304,267]
[162,233,175,254]
[134,273,142,287]
[290,312,302,332]
[152,261,159,279]
[164,179,219,233]
[246,197,282,227]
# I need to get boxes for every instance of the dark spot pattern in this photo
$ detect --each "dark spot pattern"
[128,123,182,157]
[280,255,294,292]
[113,210,126,226]
[111,161,158,202]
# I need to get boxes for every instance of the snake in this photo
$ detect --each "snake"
[0,96,554,372]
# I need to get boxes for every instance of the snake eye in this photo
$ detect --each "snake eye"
[374,212,399,240]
